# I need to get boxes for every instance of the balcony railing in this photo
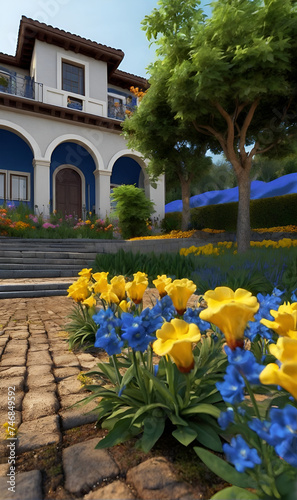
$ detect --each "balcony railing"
[107,94,135,121]
[0,72,43,102]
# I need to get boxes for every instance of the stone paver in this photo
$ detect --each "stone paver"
[17,415,60,453]
[22,391,59,421]
[26,350,52,366]
[126,457,198,500]
[84,480,136,499]
[0,469,42,500]
[63,437,119,494]
[59,393,98,430]
[54,366,81,381]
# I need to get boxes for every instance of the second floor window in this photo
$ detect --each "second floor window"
[62,62,84,95]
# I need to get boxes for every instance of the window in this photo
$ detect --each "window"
[10,174,28,201]
[0,172,5,198]
[0,171,30,201]
[62,62,84,95]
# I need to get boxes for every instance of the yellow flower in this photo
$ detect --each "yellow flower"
[153,318,201,373]
[67,277,90,302]
[78,268,92,280]
[200,287,259,349]
[110,275,126,301]
[92,272,109,295]
[152,275,172,298]
[260,334,297,399]
[119,299,130,312]
[260,302,297,337]
[101,285,120,304]
[260,363,297,400]
[269,336,297,363]
[165,279,196,315]
[93,271,109,282]
[82,295,97,308]
[126,272,148,304]
[2,422,18,439]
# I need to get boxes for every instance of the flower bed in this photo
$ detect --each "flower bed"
[66,268,297,499]
[0,205,114,239]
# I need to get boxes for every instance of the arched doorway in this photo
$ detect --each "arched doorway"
[56,168,82,217]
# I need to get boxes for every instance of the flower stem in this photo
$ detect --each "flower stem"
[111,354,121,387]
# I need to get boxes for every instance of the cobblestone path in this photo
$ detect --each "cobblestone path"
[0,295,202,500]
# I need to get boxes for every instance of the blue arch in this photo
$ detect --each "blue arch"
[111,157,141,186]
[50,141,96,212]
[0,129,34,208]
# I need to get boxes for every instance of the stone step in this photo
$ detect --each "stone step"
[0,282,72,292]
[0,257,96,265]
[0,288,69,299]
[0,251,98,259]
[0,269,80,279]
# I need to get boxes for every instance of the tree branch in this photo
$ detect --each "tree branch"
[193,120,228,157]
[239,99,260,157]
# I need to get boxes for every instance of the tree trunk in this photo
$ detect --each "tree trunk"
[180,178,191,231]
[236,167,252,253]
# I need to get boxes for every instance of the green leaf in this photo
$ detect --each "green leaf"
[95,417,136,449]
[119,363,135,390]
[182,404,221,418]
[194,447,254,489]
[169,413,188,426]
[136,415,166,453]
[189,422,222,452]
[211,486,259,499]
[172,426,197,446]
[142,368,177,410]
[131,403,168,424]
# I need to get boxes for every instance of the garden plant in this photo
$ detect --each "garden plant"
[0,204,114,239]
[66,265,297,499]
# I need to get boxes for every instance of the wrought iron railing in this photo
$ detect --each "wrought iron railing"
[0,71,43,101]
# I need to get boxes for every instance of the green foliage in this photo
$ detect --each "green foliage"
[66,303,98,350]
[161,212,182,233]
[93,246,297,298]
[111,185,154,239]
[82,336,227,453]
[141,0,297,251]
[191,194,297,231]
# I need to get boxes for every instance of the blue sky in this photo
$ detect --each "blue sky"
[0,0,211,78]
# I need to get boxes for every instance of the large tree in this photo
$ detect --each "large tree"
[122,70,212,230]
[142,0,297,252]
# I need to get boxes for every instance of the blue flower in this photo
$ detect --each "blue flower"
[140,306,164,337]
[216,365,245,405]
[121,313,152,352]
[184,307,211,331]
[93,308,123,356]
[94,328,123,355]
[268,405,297,467]
[155,295,176,322]
[218,407,234,430]
[223,435,261,473]
[225,346,264,384]
[245,290,283,341]
[248,418,274,445]
[291,288,297,302]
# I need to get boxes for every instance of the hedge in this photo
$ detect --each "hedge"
[163,193,297,231]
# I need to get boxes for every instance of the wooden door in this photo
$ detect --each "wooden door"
[56,168,82,217]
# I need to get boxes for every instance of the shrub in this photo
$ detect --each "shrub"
[161,212,182,233]
[190,193,297,231]
[111,185,154,239]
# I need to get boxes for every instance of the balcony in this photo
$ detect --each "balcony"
[0,71,43,101]
[107,94,135,121]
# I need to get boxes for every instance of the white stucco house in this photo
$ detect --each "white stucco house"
[0,16,165,220]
